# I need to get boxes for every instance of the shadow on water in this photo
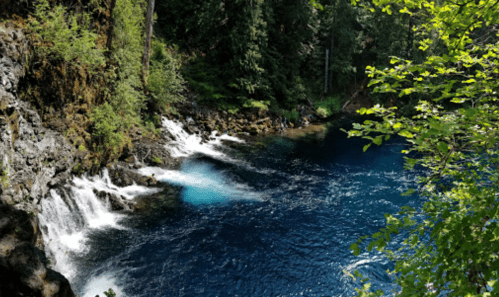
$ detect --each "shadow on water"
[67,122,422,297]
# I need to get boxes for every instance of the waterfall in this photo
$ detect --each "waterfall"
[38,170,160,281]
[162,117,243,159]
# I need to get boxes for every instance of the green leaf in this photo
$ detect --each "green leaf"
[350,243,360,255]
[367,241,376,252]
[393,123,403,129]
[398,130,414,138]
[436,141,449,154]
[401,188,416,196]
[363,143,371,152]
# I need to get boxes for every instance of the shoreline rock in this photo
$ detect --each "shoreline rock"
[0,205,75,297]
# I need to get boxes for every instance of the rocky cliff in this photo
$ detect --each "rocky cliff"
[0,22,77,297]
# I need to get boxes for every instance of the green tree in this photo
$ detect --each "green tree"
[348,0,499,295]
[29,0,105,69]
[156,0,319,109]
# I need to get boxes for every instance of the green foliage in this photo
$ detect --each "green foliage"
[243,99,270,111]
[91,103,130,159]
[316,95,342,117]
[183,57,231,105]
[348,0,499,295]
[151,156,162,164]
[110,0,146,119]
[103,288,116,297]
[89,0,147,161]
[157,0,319,108]
[147,40,185,113]
[29,0,105,69]
[316,107,329,118]
[281,109,300,124]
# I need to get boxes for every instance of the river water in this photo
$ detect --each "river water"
[39,119,422,297]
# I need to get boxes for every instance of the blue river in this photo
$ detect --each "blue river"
[72,122,422,297]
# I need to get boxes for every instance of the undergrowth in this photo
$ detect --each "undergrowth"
[315,95,342,117]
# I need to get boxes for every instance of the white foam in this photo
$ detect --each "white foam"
[39,170,159,281]
[162,117,244,158]
[82,273,125,297]
[139,165,261,205]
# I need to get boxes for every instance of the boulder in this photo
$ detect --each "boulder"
[93,189,136,212]
[0,205,75,297]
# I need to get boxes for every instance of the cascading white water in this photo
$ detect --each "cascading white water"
[162,117,243,159]
[138,118,262,205]
[38,169,160,281]
[161,117,284,177]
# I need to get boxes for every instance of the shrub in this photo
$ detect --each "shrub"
[110,0,146,120]
[151,156,162,164]
[103,288,116,297]
[243,99,270,111]
[91,103,130,159]
[281,109,300,124]
[316,95,342,116]
[316,107,329,118]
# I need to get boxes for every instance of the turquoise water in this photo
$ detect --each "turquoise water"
[73,123,421,296]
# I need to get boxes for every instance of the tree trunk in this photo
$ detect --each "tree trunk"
[106,0,117,55]
[142,0,155,86]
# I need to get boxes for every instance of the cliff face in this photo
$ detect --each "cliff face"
[0,23,77,209]
[0,22,77,297]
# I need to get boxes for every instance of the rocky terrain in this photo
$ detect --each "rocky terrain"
[0,22,79,297]
[0,205,75,297]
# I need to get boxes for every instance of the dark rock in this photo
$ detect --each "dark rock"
[0,27,77,210]
[0,205,75,297]
[93,189,136,212]
[107,165,152,187]
[133,139,179,169]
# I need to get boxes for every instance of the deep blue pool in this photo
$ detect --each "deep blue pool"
[72,123,421,297]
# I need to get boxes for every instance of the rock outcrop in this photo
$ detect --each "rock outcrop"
[0,23,77,210]
[0,205,75,297]
[173,98,321,140]
[0,22,77,296]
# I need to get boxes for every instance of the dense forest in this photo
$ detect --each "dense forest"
[2,0,499,295]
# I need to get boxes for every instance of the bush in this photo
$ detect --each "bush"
[316,107,329,118]
[315,95,342,117]
[91,103,130,159]
[110,0,146,119]
[183,58,230,105]
[243,99,270,111]
[281,109,300,124]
